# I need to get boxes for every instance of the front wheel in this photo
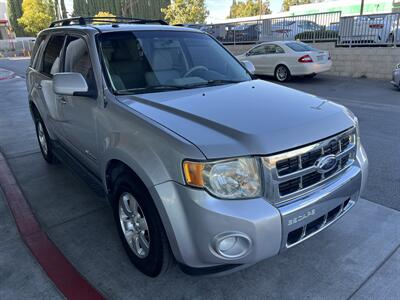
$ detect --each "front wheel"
[112,173,173,277]
[275,65,291,82]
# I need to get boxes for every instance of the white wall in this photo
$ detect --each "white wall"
[226,42,400,80]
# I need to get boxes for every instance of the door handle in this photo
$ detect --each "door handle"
[59,97,67,105]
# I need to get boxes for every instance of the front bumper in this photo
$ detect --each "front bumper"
[150,143,368,271]
[391,69,400,88]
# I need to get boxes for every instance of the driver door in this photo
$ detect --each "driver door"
[246,45,268,74]
[58,35,100,174]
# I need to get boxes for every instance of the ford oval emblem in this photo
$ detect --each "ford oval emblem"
[316,155,338,174]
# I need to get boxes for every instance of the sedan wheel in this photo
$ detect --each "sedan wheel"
[275,65,291,82]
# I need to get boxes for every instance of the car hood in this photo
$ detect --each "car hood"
[117,80,354,159]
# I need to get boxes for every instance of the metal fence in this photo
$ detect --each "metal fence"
[209,11,400,47]
[0,38,35,57]
[208,12,342,45]
[337,13,400,46]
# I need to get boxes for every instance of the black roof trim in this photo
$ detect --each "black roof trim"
[49,16,168,28]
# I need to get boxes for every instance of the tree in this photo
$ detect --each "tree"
[18,0,55,35]
[7,0,25,36]
[54,0,61,19]
[228,0,271,18]
[60,0,68,18]
[72,1,170,20]
[93,11,116,23]
[282,0,311,12]
[161,0,209,24]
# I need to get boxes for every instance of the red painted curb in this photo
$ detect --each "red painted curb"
[0,153,105,300]
[0,68,16,81]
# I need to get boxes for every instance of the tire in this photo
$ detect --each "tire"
[275,65,291,82]
[34,116,57,164]
[305,74,317,79]
[112,173,173,277]
[387,33,394,44]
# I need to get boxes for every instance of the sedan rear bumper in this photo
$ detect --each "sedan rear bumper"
[291,61,332,76]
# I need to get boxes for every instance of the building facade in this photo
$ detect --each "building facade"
[289,0,397,16]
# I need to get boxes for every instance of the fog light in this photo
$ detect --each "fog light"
[219,236,237,252]
[213,232,252,259]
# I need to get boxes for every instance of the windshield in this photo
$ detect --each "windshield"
[286,42,319,52]
[99,30,251,94]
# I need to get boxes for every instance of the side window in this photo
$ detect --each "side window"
[63,36,96,92]
[248,45,266,56]
[264,45,276,54]
[30,35,46,70]
[42,35,65,76]
[276,46,285,54]
[269,45,285,54]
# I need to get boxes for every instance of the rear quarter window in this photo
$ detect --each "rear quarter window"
[30,35,46,70]
[286,42,318,52]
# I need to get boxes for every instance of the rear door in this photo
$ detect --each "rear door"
[31,34,66,137]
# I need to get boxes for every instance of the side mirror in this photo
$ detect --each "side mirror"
[53,72,88,96]
[242,60,256,75]
[245,51,251,56]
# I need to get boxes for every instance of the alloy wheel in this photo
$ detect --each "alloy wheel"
[119,192,150,258]
[37,122,48,156]
[276,66,288,82]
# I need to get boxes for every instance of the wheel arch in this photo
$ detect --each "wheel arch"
[105,159,149,196]
[29,100,40,122]
[104,157,181,262]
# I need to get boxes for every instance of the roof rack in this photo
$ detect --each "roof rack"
[49,16,168,28]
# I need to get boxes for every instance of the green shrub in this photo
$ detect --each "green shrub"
[295,30,338,42]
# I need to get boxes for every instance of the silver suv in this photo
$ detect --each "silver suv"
[27,17,368,277]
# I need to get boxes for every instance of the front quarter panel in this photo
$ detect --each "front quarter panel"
[98,93,206,189]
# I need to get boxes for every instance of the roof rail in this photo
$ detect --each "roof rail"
[49,16,168,28]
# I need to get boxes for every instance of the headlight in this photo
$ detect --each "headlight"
[183,157,262,199]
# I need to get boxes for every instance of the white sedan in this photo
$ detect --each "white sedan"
[237,41,332,82]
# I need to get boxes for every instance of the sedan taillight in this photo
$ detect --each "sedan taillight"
[298,55,313,63]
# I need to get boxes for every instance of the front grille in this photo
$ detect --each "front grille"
[262,128,357,205]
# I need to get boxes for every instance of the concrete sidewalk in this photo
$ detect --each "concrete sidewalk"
[0,190,63,299]
[0,72,399,299]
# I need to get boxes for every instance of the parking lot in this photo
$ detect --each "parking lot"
[0,58,399,299]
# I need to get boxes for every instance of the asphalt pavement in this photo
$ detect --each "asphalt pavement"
[0,58,399,299]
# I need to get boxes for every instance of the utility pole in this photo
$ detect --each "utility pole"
[360,0,365,15]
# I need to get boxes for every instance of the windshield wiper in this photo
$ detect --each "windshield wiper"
[116,85,188,95]
[183,79,245,88]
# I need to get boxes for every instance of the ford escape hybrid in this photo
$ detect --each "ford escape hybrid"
[26,17,368,277]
